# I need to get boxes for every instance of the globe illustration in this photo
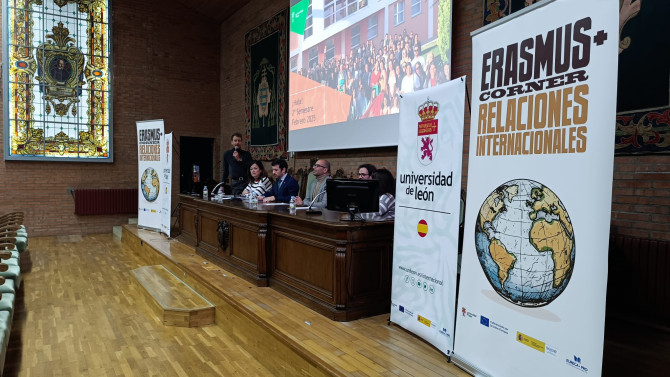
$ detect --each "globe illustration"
[475,179,575,307]
[141,167,160,202]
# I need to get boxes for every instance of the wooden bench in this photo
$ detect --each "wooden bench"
[131,265,215,327]
[0,211,23,377]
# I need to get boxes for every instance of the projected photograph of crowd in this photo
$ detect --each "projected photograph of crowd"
[289,0,452,127]
[296,31,450,121]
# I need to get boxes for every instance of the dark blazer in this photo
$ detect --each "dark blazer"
[263,174,299,203]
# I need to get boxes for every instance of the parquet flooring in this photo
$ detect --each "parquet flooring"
[1,230,467,377]
[120,226,466,377]
[4,229,667,376]
[2,234,273,377]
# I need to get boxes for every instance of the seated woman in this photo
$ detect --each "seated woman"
[242,160,272,197]
[361,168,396,221]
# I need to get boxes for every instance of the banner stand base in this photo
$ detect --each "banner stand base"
[388,319,458,363]
[137,225,161,233]
[452,353,491,377]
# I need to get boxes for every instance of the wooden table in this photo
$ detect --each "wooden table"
[177,194,394,321]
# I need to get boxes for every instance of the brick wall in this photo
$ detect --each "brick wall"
[293,147,399,179]
[0,0,221,236]
[2,0,667,241]
[612,156,670,240]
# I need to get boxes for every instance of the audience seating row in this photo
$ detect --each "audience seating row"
[0,212,27,376]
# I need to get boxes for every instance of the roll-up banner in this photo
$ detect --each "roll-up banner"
[454,0,618,376]
[137,120,165,231]
[160,132,173,237]
[391,78,465,355]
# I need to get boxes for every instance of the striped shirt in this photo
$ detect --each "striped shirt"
[244,177,272,197]
[361,193,395,221]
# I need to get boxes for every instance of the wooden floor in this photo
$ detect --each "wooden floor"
[4,234,274,376]
[2,230,669,376]
[2,231,467,377]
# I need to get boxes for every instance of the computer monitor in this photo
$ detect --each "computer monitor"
[326,179,379,220]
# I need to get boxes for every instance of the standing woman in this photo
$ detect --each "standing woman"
[381,94,391,115]
[242,160,273,197]
[387,60,397,95]
[370,61,381,97]
[362,168,396,221]
[401,49,411,66]
[424,62,440,88]
[378,61,388,97]
[390,94,400,114]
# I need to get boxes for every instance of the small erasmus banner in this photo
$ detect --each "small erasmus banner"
[390,79,465,355]
[137,120,165,231]
[454,0,617,376]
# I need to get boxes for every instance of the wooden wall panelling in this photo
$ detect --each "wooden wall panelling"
[178,202,198,246]
[180,195,270,286]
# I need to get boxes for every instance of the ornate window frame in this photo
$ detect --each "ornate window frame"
[2,0,113,162]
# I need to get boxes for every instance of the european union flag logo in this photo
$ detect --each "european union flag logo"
[399,305,405,313]
[480,316,490,327]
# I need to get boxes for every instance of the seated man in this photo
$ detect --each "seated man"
[296,159,330,209]
[357,163,376,180]
[258,159,299,203]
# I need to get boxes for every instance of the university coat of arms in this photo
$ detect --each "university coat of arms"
[417,100,440,165]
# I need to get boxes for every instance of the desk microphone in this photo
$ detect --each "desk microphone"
[306,190,326,215]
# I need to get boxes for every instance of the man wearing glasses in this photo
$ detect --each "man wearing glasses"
[357,164,376,180]
[411,45,425,73]
[295,159,331,209]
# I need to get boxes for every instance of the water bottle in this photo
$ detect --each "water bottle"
[251,193,258,204]
[289,196,296,210]
[203,185,208,201]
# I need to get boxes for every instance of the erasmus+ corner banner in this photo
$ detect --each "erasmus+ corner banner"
[137,120,165,231]
[454,0,617,376]
[391,78,465,355]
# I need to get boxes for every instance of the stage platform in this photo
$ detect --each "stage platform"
[121,224,468,377]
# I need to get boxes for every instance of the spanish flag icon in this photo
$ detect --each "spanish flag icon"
[417,219,428,238]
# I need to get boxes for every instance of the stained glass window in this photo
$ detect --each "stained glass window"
[3,0,112,161]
